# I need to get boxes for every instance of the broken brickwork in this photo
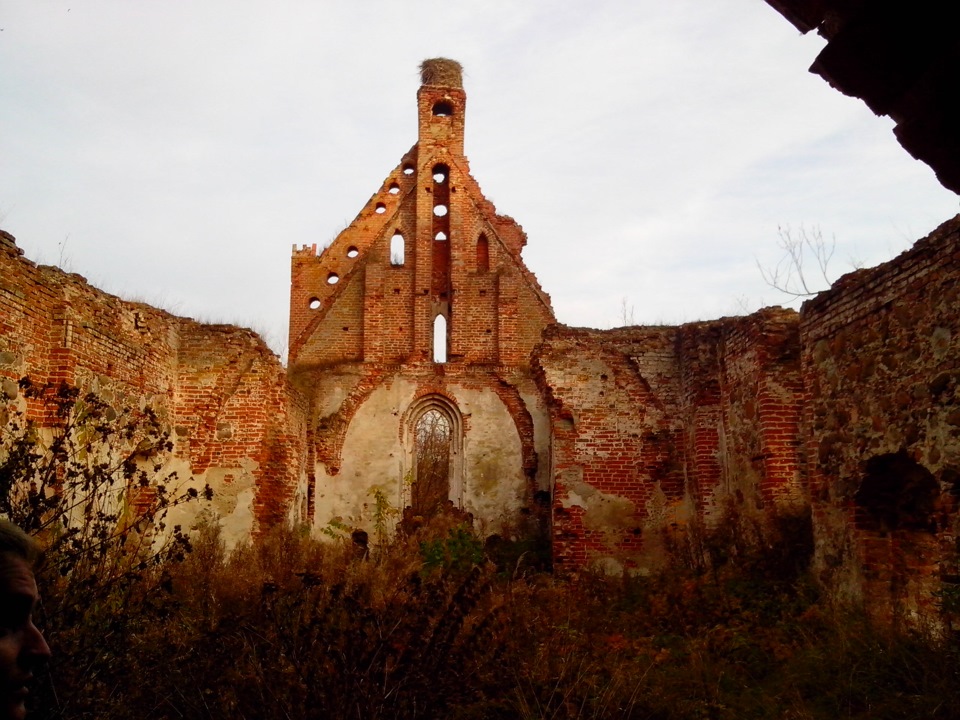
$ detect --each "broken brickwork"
[534,211,959,624]
[800,214,960,621]
[0,229,304,544]
[534,308,803,573]
[288,60,555,535]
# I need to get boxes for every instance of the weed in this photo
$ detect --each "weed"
[2,386,958,718]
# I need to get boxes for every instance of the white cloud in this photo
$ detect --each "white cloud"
[1,0,956,355]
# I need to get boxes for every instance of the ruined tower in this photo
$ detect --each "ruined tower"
[288,59,555,533]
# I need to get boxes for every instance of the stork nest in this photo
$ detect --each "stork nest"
[419,58,463,88]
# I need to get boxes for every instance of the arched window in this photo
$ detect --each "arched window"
[403,395,464,514]
[433,314,447,363]
[391,231,405,266]
[413,409,452,516]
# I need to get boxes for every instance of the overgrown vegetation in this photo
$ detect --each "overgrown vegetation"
[2,380,958,718]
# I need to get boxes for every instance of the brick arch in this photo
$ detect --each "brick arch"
[491,376,539,481]
[313,369,397,475]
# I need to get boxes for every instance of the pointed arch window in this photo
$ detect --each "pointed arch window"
[403,395,464,514]
[414,409,451,515]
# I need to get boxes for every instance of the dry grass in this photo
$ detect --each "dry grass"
[28,510,960,720]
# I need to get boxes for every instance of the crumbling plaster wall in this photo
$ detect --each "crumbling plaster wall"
[800,214,960,620]
[0,230,305,546]
[298,364,547,538]
[535,308,803,574]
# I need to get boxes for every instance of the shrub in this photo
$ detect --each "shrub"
[0,379,211,719]
[3,383,957,718]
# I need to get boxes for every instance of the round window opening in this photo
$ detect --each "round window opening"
[327,273,340,285]
[346,246,359,258]
[432,100,454,117]
[402,164,415,175]
[433,205,448,217]
[388,183,400,195]
[308,297,321,310]
[375,203,386,214]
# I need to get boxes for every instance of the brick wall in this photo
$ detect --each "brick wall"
[535,308,803,573]
[0,229,305,540]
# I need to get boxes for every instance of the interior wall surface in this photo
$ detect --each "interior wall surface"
[0,230,306,547]
[800,214,960,621]
[305,368,540,537]
[534,308,803,574]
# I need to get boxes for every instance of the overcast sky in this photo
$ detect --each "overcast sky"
[2,1,957,358]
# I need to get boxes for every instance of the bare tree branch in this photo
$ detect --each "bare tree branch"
[757,224,837,298]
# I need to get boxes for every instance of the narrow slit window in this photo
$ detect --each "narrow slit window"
[476,233,489,272]
[433,315,447,363]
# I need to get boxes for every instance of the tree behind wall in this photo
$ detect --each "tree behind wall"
[413,408,451,516]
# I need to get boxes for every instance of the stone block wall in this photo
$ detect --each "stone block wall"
[800,214,960,620]
[0,230,304,545]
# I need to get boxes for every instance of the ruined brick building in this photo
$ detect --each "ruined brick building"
[283,55,960,623]
[287,59,555,537]
[2,35,959,624]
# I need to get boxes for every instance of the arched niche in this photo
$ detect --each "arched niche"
[853,451,941,621]
[476,233,489,272]
[855,451,938,533]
